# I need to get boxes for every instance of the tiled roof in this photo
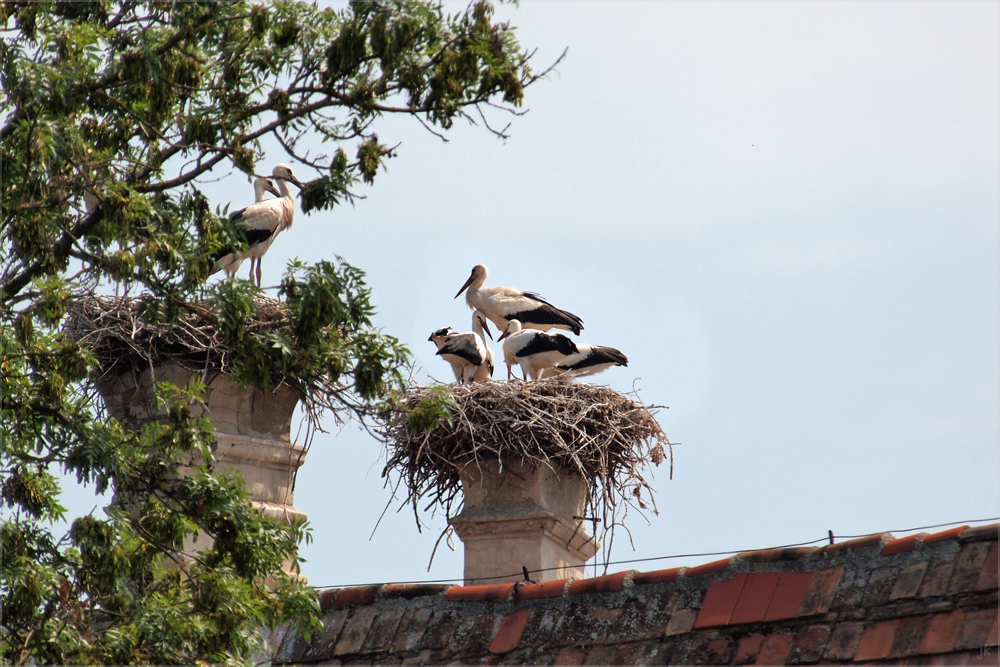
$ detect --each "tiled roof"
[275,524,998,665]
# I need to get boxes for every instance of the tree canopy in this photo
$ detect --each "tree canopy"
[0,0,549,663]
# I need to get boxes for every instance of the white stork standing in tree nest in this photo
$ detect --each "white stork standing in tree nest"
[498,319,580,381]
[428,310,495,384]
[454,264,584,335]
[213,175,280,279]
[212,163,303,287]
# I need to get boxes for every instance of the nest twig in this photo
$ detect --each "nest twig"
[382,380,673,570]
[63,294,289,382]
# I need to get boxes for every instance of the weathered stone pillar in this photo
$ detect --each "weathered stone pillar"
[448,459,599,585]
[95,364,307,578]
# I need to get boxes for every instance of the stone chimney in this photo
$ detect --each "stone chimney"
[448,459,599,585]
[96,363,307,578]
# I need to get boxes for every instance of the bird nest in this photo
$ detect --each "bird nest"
[382,380,673,561]
[63,294,289,381]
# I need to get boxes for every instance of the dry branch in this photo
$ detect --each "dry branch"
[382,380,673,561]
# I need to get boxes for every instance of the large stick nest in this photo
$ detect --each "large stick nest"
[64,294,289,381]
[382,380,673,558]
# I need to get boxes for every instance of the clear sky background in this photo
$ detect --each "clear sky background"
[59,2,1000,587]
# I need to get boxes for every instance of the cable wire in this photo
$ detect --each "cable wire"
[312,516,999,590]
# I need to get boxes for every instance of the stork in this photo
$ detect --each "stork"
[430,311,494,384]
[454,264,584,335]
[498,319,579,381]
[212,164,303,287]
[543,343,629,379]
[212,175,280,278]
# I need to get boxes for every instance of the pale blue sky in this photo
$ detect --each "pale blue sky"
[58,2,999,587]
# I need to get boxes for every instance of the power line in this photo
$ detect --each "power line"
[312,516,999,590]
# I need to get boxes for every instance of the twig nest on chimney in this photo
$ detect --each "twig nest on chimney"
[382,380,673,534]
[64,294,289,379]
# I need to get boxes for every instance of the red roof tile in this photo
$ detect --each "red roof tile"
[287,522,998,666]
[488,610,531,654]
[566,570,632,596]
[919,610,967,655]
[816,532,892,555]
[445,582,515,602]
[693,573,747,629]
[321,585,379,608]
[754,633,793,665]
[762,571,814,621]
[855,618,901,662]
[684,556,733,578]
[517,578,571,600]
[729,571,780,625]
[923,525,970,545]
[975,542,998,591]
[882,533,925,556]
[734,633,765,663]
[631,566,683,586]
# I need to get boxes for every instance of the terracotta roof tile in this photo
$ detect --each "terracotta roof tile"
[754,633,793,665]
[919,557,957,598]
[693,573,748,628]
[855,618,901,662]
[729,572,780,625]
[889,615,933,659]
[948,541,994,595]
[763,571,814,621]
[824,621,865,661]
[631,566,683,586]
[924,525,970,545]
[551,649,587,665]
[684,556,733,578]
[290,522,997,666]
[892,561,930,600]
[734,633,765,664]
[816,532,892,555]
[321,585,380,608]
[582,645,617,665]
[390,606,433,653]
[956,608,999,651]
[517,578,571,600]
[799,565,844,616]
[445,582,515,602]
[919,610,967,656]
[566,570,632,596]
[958,523,999,542]
[380,583,450,600]
[882,533,925,556]
[863,565,901,608]
[360,604,406,653]
[489,610,531,655]
[975,542,998,591]
[789,623,832,663]
[333,605,380,656]
[665,608,698,636]
[737,546,816,563]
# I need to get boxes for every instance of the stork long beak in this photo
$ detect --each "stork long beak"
[454,272,476,299]
[480,317,493,340]
[497,328,509,342]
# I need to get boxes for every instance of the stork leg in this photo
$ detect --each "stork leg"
[255,260,262,288]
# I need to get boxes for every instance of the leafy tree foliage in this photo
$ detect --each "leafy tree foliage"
[1,0,547,663]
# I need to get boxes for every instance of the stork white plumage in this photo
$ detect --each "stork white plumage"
[212,164,303,287]
[471,309,495,383]
[454,264,584,335]
[428,326,462,381]
[498,319,580,381]
[213,175,280,278]
[543,343,629,379]
[430,311,494,384]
